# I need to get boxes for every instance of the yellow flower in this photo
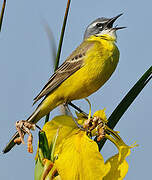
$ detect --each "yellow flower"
[103,138,131,180]
[54,130,109,180]
[35,109,136,180]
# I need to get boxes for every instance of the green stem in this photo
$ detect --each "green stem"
[96,66,152,150]
[68,102,88,117]
[0,0,6,32]
[45,0,71,123]
[54,0,71,71]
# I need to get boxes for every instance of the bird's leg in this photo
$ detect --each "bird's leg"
[64,103,85,130]
[14,120,36,153]
[68,102,88,117]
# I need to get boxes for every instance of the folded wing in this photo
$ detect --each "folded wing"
[33,41,94,104]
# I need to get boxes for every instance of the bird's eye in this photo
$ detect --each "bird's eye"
[96,23,102,28]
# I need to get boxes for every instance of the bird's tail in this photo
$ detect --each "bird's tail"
[3,92,62,153]
[3,131,20,153]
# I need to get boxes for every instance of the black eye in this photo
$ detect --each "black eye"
[96,23,102,28]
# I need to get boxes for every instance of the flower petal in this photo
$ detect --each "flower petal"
[55,130,110,180]
[103,139,131,180]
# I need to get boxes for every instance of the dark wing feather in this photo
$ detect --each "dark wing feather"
[33,41,94,104]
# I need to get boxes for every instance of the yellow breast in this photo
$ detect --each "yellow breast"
[84,34,119,87]
[46,34,119,103]
[38,34,120,119]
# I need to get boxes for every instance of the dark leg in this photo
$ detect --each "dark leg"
[64,103,85,130]
[68,102,88,117]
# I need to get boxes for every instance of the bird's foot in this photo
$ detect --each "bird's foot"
[63,103,85,131]
[14,120,36,153]
[83,116,106,141]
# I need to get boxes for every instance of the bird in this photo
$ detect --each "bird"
[3,13,125,153]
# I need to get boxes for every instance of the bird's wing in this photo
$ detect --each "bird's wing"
[33,41,94,104]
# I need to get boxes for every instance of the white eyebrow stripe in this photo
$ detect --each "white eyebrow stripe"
[88,20,109,29]
[88,22,99,28]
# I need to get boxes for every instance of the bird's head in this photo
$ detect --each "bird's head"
[84,13,125,40]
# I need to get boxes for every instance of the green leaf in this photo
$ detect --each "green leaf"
[34,158,44,180]
[96,66,152,150]
[50,129,59,162]
[39,131,50,160]
[35,131,50,180]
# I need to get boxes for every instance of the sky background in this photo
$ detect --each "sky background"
[0,0,151,179]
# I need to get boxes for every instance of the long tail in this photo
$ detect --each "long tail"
[3,92,62,153]
[3,107,40,154]
[3,132,20,153]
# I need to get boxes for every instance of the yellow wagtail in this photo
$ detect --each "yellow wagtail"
[3,14,125,153]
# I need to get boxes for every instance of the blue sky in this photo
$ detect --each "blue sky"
[0,0,151,179]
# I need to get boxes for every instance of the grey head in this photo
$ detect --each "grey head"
[84,13,125,39]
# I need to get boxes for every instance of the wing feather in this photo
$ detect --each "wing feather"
[33,41,94,104]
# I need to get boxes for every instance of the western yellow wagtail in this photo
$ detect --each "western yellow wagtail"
[3,14,125,153]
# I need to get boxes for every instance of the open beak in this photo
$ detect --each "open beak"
[112,26,126,30]
[106,13,126,30]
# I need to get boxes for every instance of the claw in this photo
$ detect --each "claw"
[14,137,22,145]
[15,121,26,144]
[14,120,36,153]
[27,134,33,153]
[83,116,106,141]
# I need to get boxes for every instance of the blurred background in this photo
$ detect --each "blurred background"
[0,0,151,179]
